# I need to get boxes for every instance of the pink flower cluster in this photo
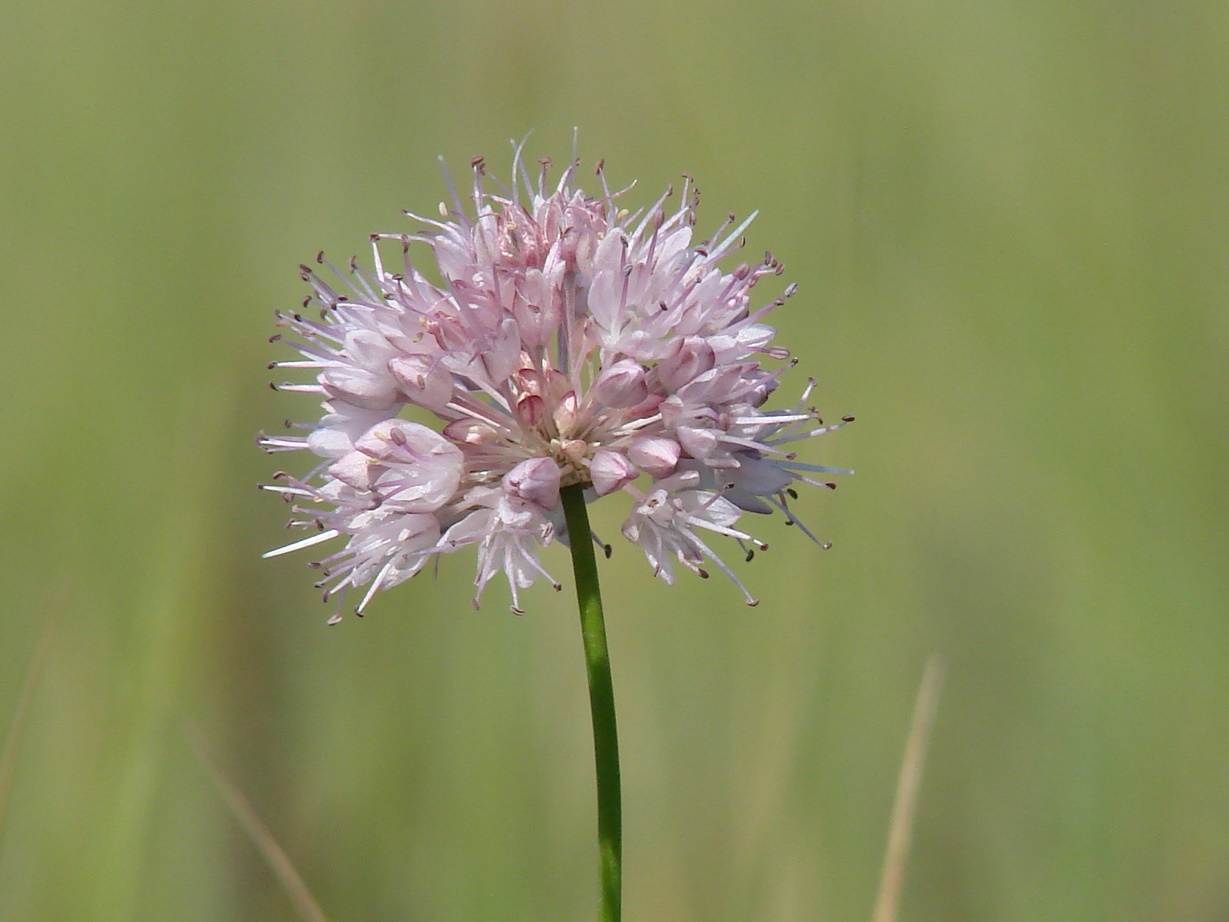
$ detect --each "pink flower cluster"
[263,148,849,620]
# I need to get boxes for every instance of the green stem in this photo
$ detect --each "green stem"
[560,483,622,922]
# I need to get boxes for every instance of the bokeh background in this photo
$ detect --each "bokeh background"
[3,1,1227,919]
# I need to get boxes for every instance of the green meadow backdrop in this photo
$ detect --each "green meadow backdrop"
[3,2,1227,920]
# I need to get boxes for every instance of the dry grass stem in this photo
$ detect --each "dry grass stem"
[870,655,945,922]
[0,613,58,844]
[186,727,329,922]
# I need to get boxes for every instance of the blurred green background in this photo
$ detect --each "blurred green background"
[2,1,1227,919]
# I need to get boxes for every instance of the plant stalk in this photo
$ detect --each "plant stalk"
[560,483,622,922]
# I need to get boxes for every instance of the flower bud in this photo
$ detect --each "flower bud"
[503,457,561,510]
[589,449,638,496]
[591,358,648,408]
[627,436,681,478]
[676,425,719,460]
[515,394,548,430]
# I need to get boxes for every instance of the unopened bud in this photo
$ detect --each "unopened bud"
[503,457,561,510]
[591,358,648,408]
[589,449,638,495]
[627,436,681,478]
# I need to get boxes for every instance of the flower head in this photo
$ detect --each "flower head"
[263,144,850,619]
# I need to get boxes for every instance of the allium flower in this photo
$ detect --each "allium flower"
[263,145,850,620]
